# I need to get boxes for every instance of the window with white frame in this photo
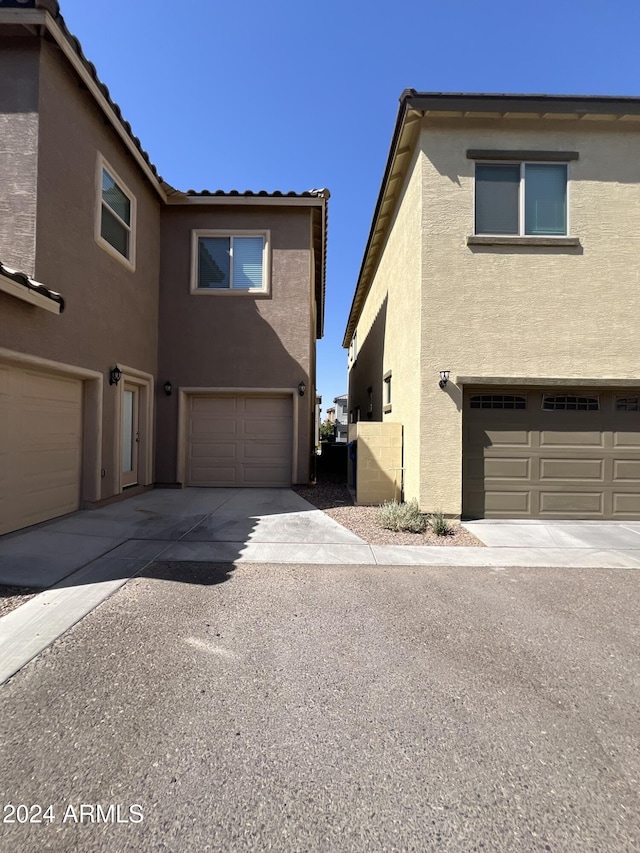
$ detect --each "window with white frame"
[192,231,269,293]
[383,372,392,413]
[97,158,135,267]
[475,162,568,236]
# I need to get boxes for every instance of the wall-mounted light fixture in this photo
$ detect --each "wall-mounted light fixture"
[298,380,307,397]
[438,370,450,389]
[109,365,122,386]
[163,381,173,396]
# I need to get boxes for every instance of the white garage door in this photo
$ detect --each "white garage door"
[187,394,293,487]
[0,364,83,535]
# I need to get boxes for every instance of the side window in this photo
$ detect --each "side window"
[96,156,136,269]
[192,231,269,294]
[383,372,392,413]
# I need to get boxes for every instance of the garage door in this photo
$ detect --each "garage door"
[463,389,640,519]
[0,364,83,535]
[186,395,293,487]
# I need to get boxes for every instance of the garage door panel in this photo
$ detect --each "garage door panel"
[243,441,289,460]
[190,442,238,459]
[540,458,605,481]
[187,394,292,487]
[464,388,640,519]
[484,491,531,513]
[613,493,640,514]
[540,430,604,448]
[21,447,82,478]
[0,365,82,535]
[22,370,82,404]
[613,431,640,448]
[484,428,531,447]
[613,460,640,481]
[485,457,530,480]
[540,491,603,515]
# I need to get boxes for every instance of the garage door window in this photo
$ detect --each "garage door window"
[470,395,526,409]
[542,395,599,411]
[616,396,639,411]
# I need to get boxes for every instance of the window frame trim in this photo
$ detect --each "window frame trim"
[473,159,571,239]
[383,371,392,413]
[95,154,137,271]
[190,229,271,296]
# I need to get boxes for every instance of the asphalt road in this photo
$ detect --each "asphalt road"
[0,562,638,852]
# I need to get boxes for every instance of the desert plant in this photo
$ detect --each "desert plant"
[377,499,426,533]
[428,511,453,536]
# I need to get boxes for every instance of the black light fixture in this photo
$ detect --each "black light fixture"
[163,380,173,396]
[439,370,450,389]
[298,380,307,397]
[109,365,122,386]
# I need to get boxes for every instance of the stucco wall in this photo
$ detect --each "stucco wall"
[0,40,161,499]
[419,117,640,514]
[156,206,315,484]
[348,147,423,501]
[350,422,403,505]
[0,37,39,275]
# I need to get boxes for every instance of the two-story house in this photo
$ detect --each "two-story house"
[345,90,640,520]
[332,394,348,443]
[0,0,328,536]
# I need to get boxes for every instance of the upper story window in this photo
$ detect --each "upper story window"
[475,162,568,237]
[96,156,136,269]
[191,231,269,294]
[348,331,358,366]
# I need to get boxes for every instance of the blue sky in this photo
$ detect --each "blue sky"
[57,0,640,411]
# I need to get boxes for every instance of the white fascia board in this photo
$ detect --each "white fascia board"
[0,273,61,314]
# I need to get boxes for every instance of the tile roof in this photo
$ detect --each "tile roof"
[0,261,65,311]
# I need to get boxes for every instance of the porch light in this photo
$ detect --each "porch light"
[298,380,307,397]
[164,381,173,396]
[439,370,450,389]
[109,365,122,386]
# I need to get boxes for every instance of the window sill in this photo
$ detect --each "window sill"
[96,235,136,271]
[191,288,270,297]
[467,235,581,248]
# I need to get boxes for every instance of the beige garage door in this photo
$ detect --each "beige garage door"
[0,364,83,535]
[187,395,293,487]
[463,388,640,519]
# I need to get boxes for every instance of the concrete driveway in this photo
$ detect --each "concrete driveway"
[464,518,640,548]
[0,488,369,589]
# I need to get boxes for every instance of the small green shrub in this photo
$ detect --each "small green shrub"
[377,499,426,533]
[428,511,453,537]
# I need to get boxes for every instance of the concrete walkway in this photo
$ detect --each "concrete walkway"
[1,488,639,685]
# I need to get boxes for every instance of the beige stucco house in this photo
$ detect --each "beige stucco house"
[345,90,640,520]
[0,0,328,536]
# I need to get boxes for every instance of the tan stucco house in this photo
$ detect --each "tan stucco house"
[0,0,328,536]
[344,89,640,520]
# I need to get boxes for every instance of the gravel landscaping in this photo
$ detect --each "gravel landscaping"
[294,480,484,547]
[0,586,40,619]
